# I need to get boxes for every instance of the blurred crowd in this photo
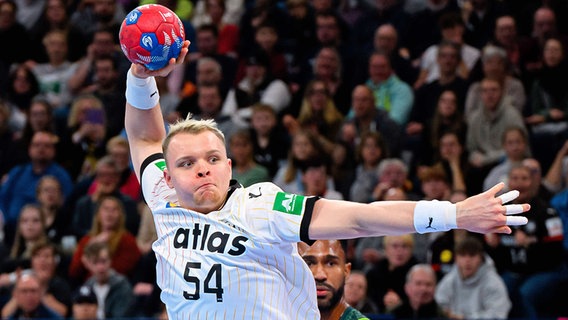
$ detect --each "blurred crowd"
[1,0,568,318]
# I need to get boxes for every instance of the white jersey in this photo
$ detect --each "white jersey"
[140,154,320,320]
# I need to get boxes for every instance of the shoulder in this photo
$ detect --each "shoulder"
[340,306,370,320]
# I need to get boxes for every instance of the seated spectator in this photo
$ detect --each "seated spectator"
[389,264,444,319]
[490,16,523,77]
[283,79,344,154]
[79,242,134,319]
[435,236,511,319]
[222,50,291,127]
[229,129,270,187]
[373,24,418,86]
[71,286,98,320]
[12,98,56,165]
[70,156,140,239]
[465,45,526,118]
[1,241,71,317]
[3,205,49,272]
[350,132,387,203]
[483,126,530,193]
[366,234,418,313]
[249,104,290,179]
[371,159,417,202]
[1,273,61,319]
[273,130,330,194]
[485,164,565,319]
[329,141,356,201]
[1,64,39,131]
[36,176,70,248]
[69,195,141,285]
[301,157,343,199]
[298,240,370,320]
[0,131,73,240]
[344,270,380,314]
[418,164,451,201]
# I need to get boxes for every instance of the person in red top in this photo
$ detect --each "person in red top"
[69,195,141,285]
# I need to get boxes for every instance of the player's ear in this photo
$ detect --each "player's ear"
[344,262,352,276]
[164,168,174,189]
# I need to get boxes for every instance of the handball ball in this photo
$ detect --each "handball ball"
[119,4,185,70]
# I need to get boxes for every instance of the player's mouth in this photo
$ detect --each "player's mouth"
[196,183,215,191]
[316,285,332,297]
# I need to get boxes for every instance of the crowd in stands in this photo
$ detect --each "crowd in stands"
[1,0,568,318]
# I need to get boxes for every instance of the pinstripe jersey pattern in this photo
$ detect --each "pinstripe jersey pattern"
[141,155,320,319]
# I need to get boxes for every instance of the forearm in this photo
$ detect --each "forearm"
[309,199,417,239]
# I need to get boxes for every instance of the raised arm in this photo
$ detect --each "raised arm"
[309,182,530,239]
[124,41,190,179]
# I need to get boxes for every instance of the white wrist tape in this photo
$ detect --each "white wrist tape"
[413,200,457,234]
[125,68,159,110]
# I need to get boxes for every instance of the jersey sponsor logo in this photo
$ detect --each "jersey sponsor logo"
[173,223,248,256]
[155,160,167,171]
[248,187,262,199]
[272,192,305,216]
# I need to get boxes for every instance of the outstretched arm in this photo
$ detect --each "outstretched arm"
[124,41,190,179]
[308,183,529,239]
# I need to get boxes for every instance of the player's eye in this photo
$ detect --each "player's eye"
[179,161,193,167]
[209,156,219,163]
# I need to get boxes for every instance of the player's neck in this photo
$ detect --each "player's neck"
[320,299,349,320]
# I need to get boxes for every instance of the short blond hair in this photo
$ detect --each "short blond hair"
[383,234,414,248]
[163,117,226,165]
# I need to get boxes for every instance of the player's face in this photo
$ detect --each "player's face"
[300,240,351,311]
[165,131,232,213]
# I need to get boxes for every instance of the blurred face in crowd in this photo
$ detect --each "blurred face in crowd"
[384,235,413,268]
[456,252,483,279]
[404,267,436,309]
[12,66,34,94]
[29,101,52,132]
[14,275,43,314]
[543,38,564,68]
[482,55,506,79]
[480,78,502,111]
[37,176,63,209]
[97,197,123,231]
[94,58,118,89]
[316,15,340,46]
[198,86,222,116]
[437,90,457,117]
[73,302,98,320]
[292,132,315,161]
[43,32,68,63]
[229,134,252,164]
[108,143,130,171]
[360,135,383,166]
[307,81,329,112]
[197,59,222,86]
[93,0,115,23]
[437,44,460,75]
[343,272,367,307]
[533,8,556,39]
[255,26,278,52]
[251,109,276,136]
[495,16,516,46]
[351,86,375,119]
[206,0,224,23]
[421,178,448,200]
[0,1,16,30]
[508,166,533,203]
[92,31,115,57]
[29,132,56,164]
[89,248,112,283]
[374,24,397,54]
[503,129,526,162]
[197,30,218,55]
[95,163,120,194]
[31,246,58,283]
[46,0,67,25]
[19,207,44,241]
[302,165,327,196]
[299,240,351,311]
[439,132,463,162]
[314,48,339,80]
[368,54,392,83]
[378,163,407,188]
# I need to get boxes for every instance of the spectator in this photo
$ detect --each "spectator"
[466,78,527,193]
[0,131,73,238]
[465,44,526,118]
[69,0,124,41]
[69,195,141,285]
[491,15,523,77]
[298,240,370,320]
[1,64,39,125]
[79,241,134,318]
[229,129,270,187]
[343,270,380,314]
[71,285,98,320]
[222,50,291,127]
[373,24,418,86]
[12,98,56,165]
[435,236,511,319]
[461,0,508,50]
[70,156,139,239]
[3,205,49,272]
[389,264,445,319]
[249,104,290,179]
[301,157,343,199]
[350,132,387,203]
[483,126,530,193]
[329,141,356,201]
[0,0,33,69]
[27,30,78,110]
[283,79,344,154]
[415,13,480,88]
[191,0,243,28]
[273,130,330,194]
[201,0,239,57]
[101,136,140,202]
[486,164,565,319]
[364,52,414,126]
[1,241,71,317]
[1,273,61,319]
[525,37,568,171]
[367,234,418,312]
[371,158,417,202]
[36,176,69,247]
[418,164,450,201]
[58,94,108,181]
[428,227,475,280]
[341,85,403,157]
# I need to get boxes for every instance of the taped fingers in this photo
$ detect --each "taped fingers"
[506,216,528,226]
[498,190,520,204]
[505,204,525,214]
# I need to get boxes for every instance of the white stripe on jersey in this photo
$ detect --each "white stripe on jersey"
[141,156,320,319]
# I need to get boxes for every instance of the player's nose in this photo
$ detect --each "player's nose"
[313,264,327,281]
[195,161,211,178]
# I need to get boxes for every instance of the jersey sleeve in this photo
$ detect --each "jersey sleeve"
[235,182,319,245]
[139,153,178,211]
